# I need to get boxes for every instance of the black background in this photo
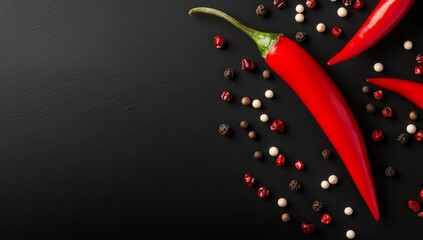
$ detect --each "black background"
[0,0,422,239]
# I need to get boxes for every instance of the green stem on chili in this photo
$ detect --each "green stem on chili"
[189,7,379,221]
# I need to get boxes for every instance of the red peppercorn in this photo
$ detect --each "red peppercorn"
[213,36,226,49]
[270,119,285,132]
[382,106,393,118]
[220,90,233,102]
[321,213,332,224]
[342,0,353,7]
[258,186,270,198]
[275,153,286,167]
[306,0,317,9]
[372,130,384,141]
[241,58,255,71]
[415,130,423,141]
[273,0,287,8]
[301,223,315,234]
[353,0,364,10]
[331,26,342,38]
[415,66,423,75]
[294,160,305,170]
[408,200,421,213]
[419,189,423,201]
[244,173,255,187]
[373,90,383,100]
[418,212,423,218]
[417,54,423,64]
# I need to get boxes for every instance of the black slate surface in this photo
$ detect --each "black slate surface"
[0,0,422,239]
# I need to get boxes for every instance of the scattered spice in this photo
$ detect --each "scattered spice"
[223,68,234,79]
[312,200,324,211]
[244,173,255,187]
[277,198,288,207]
[275,153,286,166]
[321,149,331,159]
[409,111,418,121]
[220,90,233,102]
[281,213,291,222]
[331,26,342,38]
[381,106,393,118]
[254,150,263,160]
[396,133,409,144]
[366,103,376,114]
[374,62,384,72]
[252,99,262,109]
[301,223,315,234]
[321,213,332,224]
[289,179,301,192]
[294,160,305,170]
[415,130,423,141]
[306,0,317,9]
[241,96,251,106]
[420,189,423,201]
[362,85,371,94]
[218,123,231,136]
[213,36,226,49]
[295,31,307,42]
[273,0,287,8]
[342,0,353,7]
[248,130,257,140]
[408,200,421,213]
[270,119,285,132]
[385,166,397,177]
[258,186,270,198]
[406,124,417,134]
[415,66,423,75]
[262,69,271,79]
[372,130,384,141]
[373,90,383,100]
[256,4,269,17]
[353,0,364,10]
[416,54,423,64]
[241,58,255,71]
[240,120,249,129]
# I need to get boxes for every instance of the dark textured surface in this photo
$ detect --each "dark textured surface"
[0,0,422,239]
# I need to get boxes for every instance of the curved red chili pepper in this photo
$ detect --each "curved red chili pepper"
[189,7,379,221]
[328,0,414,66]
[367,78,423,109]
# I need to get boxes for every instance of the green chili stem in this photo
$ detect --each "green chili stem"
[188,7,281,58]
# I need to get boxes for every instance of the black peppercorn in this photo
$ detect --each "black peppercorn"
[385,166,397,177]
[218,123,230,136]
[362,85,371,94]
[396,133,409,144]
[312,200,324,211]
[295,32,307,42]
[240,120,249,129]
[289,179,301,192]
[223,68,234,79]
[366,103,376,114]
[254,151,263,160]
[321,149,331,159]
[256,4,269,17]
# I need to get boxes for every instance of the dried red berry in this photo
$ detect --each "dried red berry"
[273,0,287,8]
[331,26,342,38]
[220,90,233,102]
[415,66,423,75]
[306,0,317,9]
[419,189,423,201]
[244,173,255,187]
[373,90,383,100]
[321,213,332,224]
[372,130,384,141]
[415,130,423,141]
[258,186,270,198]
[270,119,285,132]
[417,54,423,64]
[382,106,393,118]
[241,58,255,71]
[294,160,305,170]
[418,212,423,218]
[213,36,226,49]
[353,0,364,10]
[301,223,315,234]
[408,200,421,213]
[342,0,353,7]
[275,153,286,167]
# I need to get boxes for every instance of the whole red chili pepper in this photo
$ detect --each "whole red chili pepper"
[189,7,379,221]
[367,78,423,109]
[327,0,415,66]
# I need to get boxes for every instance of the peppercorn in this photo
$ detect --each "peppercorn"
[281,213,291,222]
[248,130,257,139]
[223,68,234,79]
[289,179,301,192]
[312,200,324,212]
[218,123,230,136]
[366,103,376,114]
[361,85,371,94]
[295,32,307,42]
[409,111,418,121]
[254,151,263,160]
[396,133,409,144]
[262,69,271,79]
[241,96,251,106]
[256,4,268,17]
[385,166,397,177]
[240,120,249,129]
[321,149,331,159]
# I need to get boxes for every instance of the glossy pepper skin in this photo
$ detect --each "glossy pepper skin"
[189,7,379,221]
[328,0,415,66]
[367,78,423,109]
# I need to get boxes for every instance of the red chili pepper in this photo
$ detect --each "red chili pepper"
[189,7,379,221]
[367,78,423,110]
[327,0,415,66]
